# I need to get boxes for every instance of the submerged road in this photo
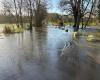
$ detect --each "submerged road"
[0,26,100,80]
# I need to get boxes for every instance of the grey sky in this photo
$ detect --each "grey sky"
[0,0,62,14]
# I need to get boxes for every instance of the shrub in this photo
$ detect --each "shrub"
[3,26,13,34]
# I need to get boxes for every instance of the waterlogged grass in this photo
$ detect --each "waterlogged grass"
[64,22,97,26]
[86,33,100,42]
[0,24,26,34]
[64,22,74,26]
[3,26,24,34]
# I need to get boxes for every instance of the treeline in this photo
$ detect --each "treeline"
[0,13,97,25]
[1,0,48,31]
[0,15,29,24]
[47,13,97,24]
[0,0,99,32]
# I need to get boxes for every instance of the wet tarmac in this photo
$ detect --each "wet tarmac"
[0,26,100,80]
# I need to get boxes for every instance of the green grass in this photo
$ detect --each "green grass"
[63,22,97,26]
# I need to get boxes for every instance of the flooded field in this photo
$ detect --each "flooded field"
[0,26,100,80]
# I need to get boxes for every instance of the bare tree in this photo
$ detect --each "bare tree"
[59,0,97,31]
[2,0,13,23]
[13,0,19,27]
[1,0,48,31]
[20,0,47,30]
[24,0,33,31]
[33,0,47,27]
[17,0,24,28]
[29,0,33,30]
[97,0,100,22]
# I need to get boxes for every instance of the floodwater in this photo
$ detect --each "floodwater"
[0,26,100,80]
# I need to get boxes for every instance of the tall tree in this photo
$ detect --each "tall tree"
[1,0,48,30]
[13,0,19,27]
[2,0,13,23]
[98,0,100,22]
[18,0,24,28]
[59,0,96,31]
[33,0,47,27]
[24,0,33,31]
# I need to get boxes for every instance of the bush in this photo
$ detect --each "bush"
[3,26,13,34]
[3,25,24,34]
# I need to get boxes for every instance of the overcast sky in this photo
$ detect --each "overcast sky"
[0,0,2,8]
[0,0,61,14]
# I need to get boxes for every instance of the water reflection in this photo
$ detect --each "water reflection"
[0,27,100,80]
[60,41,100,80]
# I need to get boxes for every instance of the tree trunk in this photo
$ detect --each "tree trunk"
[29,8,33,31]
[29,0,33,32]
[13,0,19,28]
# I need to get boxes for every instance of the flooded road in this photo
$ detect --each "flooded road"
[0,26,100,80]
